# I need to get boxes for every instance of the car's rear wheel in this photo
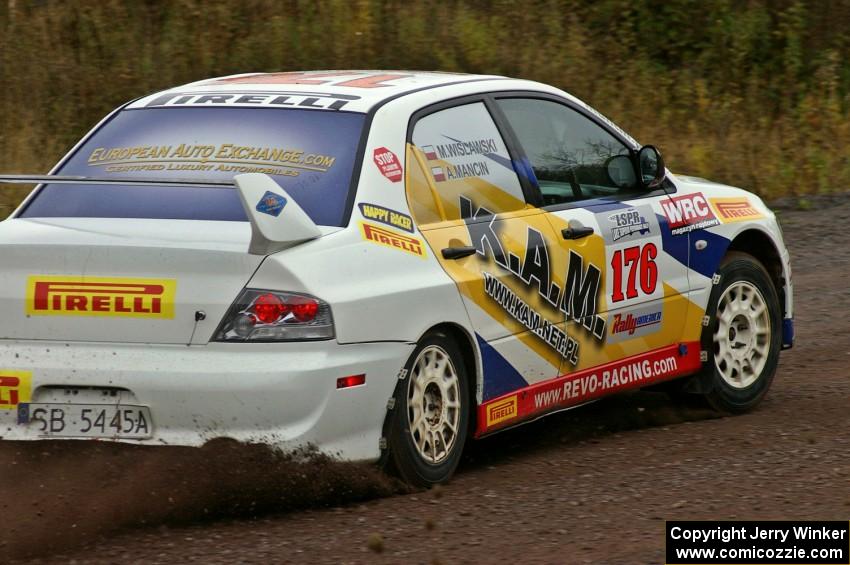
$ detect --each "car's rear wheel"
[700,251,782,412]
[386,331,470,487]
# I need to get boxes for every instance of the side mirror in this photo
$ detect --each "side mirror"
[637,145,666,189]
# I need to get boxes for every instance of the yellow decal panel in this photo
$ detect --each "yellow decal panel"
[26,276,177,318]
[0,370,32,410]
[404,143,705,378]
[359,222,427,258]
[710,197,764,223]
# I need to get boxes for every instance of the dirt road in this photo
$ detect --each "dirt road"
[6,199,850,564]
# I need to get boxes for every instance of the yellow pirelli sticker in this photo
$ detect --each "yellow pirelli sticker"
[26,276,177,318]
[486,395,518,426]
[0,370,32,410]
[710,197,764,223]
[359,221,427,258]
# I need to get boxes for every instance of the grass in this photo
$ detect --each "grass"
[2,0,848,218]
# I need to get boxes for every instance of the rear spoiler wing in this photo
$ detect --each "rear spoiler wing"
[0,173,320,255]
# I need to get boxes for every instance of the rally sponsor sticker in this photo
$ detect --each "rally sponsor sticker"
[373,147,403,182]
[206,71,412,89]
[660,192,720,235]
[710,197,764,223]
[87,143,336,177]
[486,395,517,427]
[142,90,360,111]
[477,343,702,434]
[256,191,287,217]
[0,370,32,410]
[359,222,426,258]
[26,276,177,319]
[607,304,663,344]
[358,202,414,233]
[596,205,656,245]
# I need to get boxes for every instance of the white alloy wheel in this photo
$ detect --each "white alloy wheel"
[712,280,771,389]
[406,345,461,464]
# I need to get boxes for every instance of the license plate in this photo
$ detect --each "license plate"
[18,403,153,439]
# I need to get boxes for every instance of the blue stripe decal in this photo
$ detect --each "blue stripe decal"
[656,212,690,270]
[476,333,529,402]
[579,199,634,214]
[655,212,732,279]
[686,228,731,279]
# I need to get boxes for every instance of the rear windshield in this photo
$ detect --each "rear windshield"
[20,107,366,226]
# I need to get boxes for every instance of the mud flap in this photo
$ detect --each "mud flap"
[377,363,411,469]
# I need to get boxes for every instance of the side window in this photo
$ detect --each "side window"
[409,102,526,223]
[497,98,637,206]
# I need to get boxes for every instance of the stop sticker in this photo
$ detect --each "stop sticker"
[373,147,403,183]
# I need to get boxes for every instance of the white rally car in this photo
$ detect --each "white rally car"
[0,71,793,486]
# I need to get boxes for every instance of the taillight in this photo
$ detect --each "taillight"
[214,289,334,342]
[253,293,288,324]
[289,295,319,322]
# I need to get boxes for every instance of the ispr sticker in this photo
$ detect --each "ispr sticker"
[373,147,402,183]
[256,191,287,217]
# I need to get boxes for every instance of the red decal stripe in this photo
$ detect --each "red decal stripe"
[475,342,702,437]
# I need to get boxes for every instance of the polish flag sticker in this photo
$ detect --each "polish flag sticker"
[422,145,438,160]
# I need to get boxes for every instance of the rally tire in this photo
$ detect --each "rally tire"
[386,331,470,487]
[700,251,782,413]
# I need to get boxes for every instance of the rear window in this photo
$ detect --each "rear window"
[20,107,366,227]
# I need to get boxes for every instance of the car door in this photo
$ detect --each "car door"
[492,95,692,389]
[405,99,572,417]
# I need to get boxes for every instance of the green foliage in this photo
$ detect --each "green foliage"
[2,0,849,217]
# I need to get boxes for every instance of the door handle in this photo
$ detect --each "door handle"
[441,246,477,260]
[561,226,594,240]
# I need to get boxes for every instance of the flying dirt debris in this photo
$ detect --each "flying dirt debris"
[0,439,401,561]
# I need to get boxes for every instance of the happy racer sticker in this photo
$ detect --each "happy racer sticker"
[358,203,414,233]
[373,147,402,183]
[256,191,287,217]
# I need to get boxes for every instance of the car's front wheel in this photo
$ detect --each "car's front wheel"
[701,251,782,412]
[386,331,470,487]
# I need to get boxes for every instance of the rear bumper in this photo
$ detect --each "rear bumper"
[0,339,413,461]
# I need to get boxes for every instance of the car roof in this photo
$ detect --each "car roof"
[127,70,510,113]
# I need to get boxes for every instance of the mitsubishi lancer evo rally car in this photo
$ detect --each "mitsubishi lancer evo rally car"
[0,71,793,486]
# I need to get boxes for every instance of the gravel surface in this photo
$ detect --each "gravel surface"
[5,200,849,564]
